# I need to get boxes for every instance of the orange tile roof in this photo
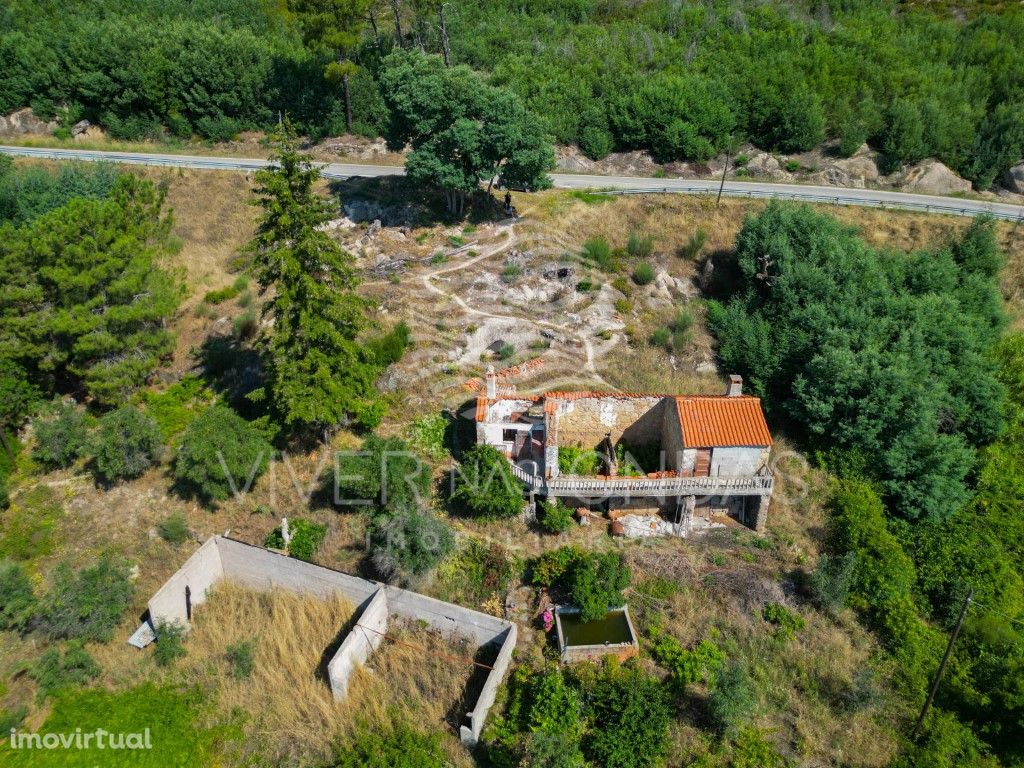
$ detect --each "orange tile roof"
[675,396,772,448]
[475,395,541,422]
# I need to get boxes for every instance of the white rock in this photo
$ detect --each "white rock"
[1005,161,1024,195]
[899,159,972,195]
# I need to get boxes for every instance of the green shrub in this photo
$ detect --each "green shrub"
[557,444,601,476]
[708,661,756,736]
[36,556,135,642]
[174,405,272,503]
[648,631,725,693]
[650,327,671,349]
[626,233,654,260]
[334,434,431,508]
[784,159,801,172]
[158,513,189,546]
[0,705,27,733]
[451,444,524,518]
[631,261,655,286]
[95,406,161,483]
[33,401,91,469]
[203,284,240,304]
[265,518,327,562]
[501,264,523,283]
[569,551,631,621]
[231,310,258,339]
[29,643,100,701]
[582,661,671,768]
[226,640,255,680]
[678,229,707,260]
[538,499,574,534]
[0,484,64,563]
[154,620,187,666]
[437,538,520,605]
[761,602,805,638]
[331,719,448,768]
[583,237,616,271]
[409,413,448,461]
[810,551,855,615]
[368,504,455,583]
[0,560,36,630]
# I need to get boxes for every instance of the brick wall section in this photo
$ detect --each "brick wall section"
[144,536,516,746]
[328,588,389,699]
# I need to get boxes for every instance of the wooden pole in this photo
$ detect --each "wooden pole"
[716,149,730,208]
[911,587,973,740]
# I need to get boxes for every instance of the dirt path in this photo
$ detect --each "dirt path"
[420,223,615,390]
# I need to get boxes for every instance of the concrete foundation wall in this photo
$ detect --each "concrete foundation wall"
[328,588,389,699]
[144,536,515,746]
[460,625,518,744]
[710,446,770,477]
[146,536,224,627]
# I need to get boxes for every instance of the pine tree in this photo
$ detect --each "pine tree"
[247,124,385,438]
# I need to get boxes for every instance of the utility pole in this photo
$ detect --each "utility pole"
[911,587,973,740]
[715,149,730,208]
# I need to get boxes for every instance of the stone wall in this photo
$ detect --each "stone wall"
[660,403,685,472]
[143,536,516,746]
[327,588,389,699]
[555,396,664,449]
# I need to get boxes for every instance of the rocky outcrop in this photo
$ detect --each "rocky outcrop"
[555,145,660,177]
[897,159,972,195]
[742,151,793,182]
[1006,161,1024,195]
[314,134,393,161]
[0,108,54,137]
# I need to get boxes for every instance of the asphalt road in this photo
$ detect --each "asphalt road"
[3,144,1023,222]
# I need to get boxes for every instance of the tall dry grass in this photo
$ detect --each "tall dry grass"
[178,583,475,765]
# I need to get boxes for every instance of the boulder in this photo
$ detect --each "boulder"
[832,148,880,185]
[899,159,972,195]
[0,108,54,137]
[555,145,598,174]
[70,119,91,137]
[743,152,793,182]
[1005,161,1024,195]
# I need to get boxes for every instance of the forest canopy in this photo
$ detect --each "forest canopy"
[1,0,1022,187]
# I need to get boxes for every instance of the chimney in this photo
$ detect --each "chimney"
[485,365,497,399]
[726,374,743,397]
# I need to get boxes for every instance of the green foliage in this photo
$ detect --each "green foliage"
[154,620,187,666]
[247,127,392,434]
[32,401,91,469]
[451,443,523,518]
[0,560,36,631]
[0,176,182,406]
[708,204,1005,520]
[557,444,601,476]
[380,48,553,215]
[174,405,271,503]
[95,406,161,483]
[334,434,431,508]
[0,161,121,225]
[581,236,614,271]
[0,485,63,562]
[631,261,655,286]
[692,727,793,768]
[810,551,856,615]
[36,555,135,643]
[409,413,448,461]
[225,639,255,680]
[531,546,629,621]
[265,518,327,562]
[538,499,574,534]
[331,719,448,768]
[368,503,455,583]
[678,229,707,260]
[29,643,100,701]
[437,538,519,605]
[648,630,725,693]
[761,602,805,638]
[707,661,757,737]
[138,376,214,442]
[157,513,189,546]
[626,233,654,260]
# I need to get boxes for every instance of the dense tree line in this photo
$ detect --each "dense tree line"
[2,1,1022,187]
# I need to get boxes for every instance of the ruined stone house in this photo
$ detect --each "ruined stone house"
[475,373,773,535]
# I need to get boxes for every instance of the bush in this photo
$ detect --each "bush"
[226,640,255,680]
[650,327,671,349]
[437,538,520,605]
[36,556,135,642]
[335,434,431,509]
[557,444,602,476]
[331,719,448,768]
[677,229,707,260]
[368,504,455,583]
[761,602,805,638]
[0,485,63,561]
[139,377,214,441]
[29,643,101,701]
[530,545,584,587]
[95,406,161,483]
[538,499,574,534]
[174,405,272,503]
[631,262,655,286]
[265,518,327,562]
[648,631,725,693]
[708,661,756,736]
[582,237,614,271]
[811,551,856,614]
[409,413,448,461]
[582,661,672,768]
[569,551,631,621]
[451,444,524,518]
[0,560,36,631]
[154,620,187,666]
[33,400,91,469]
[626,233,654,259]
[158,513,189,546]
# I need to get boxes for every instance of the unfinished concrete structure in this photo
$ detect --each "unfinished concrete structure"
[475,374,774,535]
[136,536,516,745]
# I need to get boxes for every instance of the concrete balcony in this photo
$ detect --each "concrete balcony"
[509,462,773,498]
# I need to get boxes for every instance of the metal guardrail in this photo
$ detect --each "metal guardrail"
[592,185,1024,222]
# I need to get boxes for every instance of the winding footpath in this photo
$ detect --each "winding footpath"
[2,144,1023,222]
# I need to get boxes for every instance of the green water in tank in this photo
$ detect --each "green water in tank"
[560,609,632,646]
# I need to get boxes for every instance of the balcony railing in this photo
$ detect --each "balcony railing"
[509,462,773,497]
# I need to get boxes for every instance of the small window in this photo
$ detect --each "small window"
[502,429,518,442]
